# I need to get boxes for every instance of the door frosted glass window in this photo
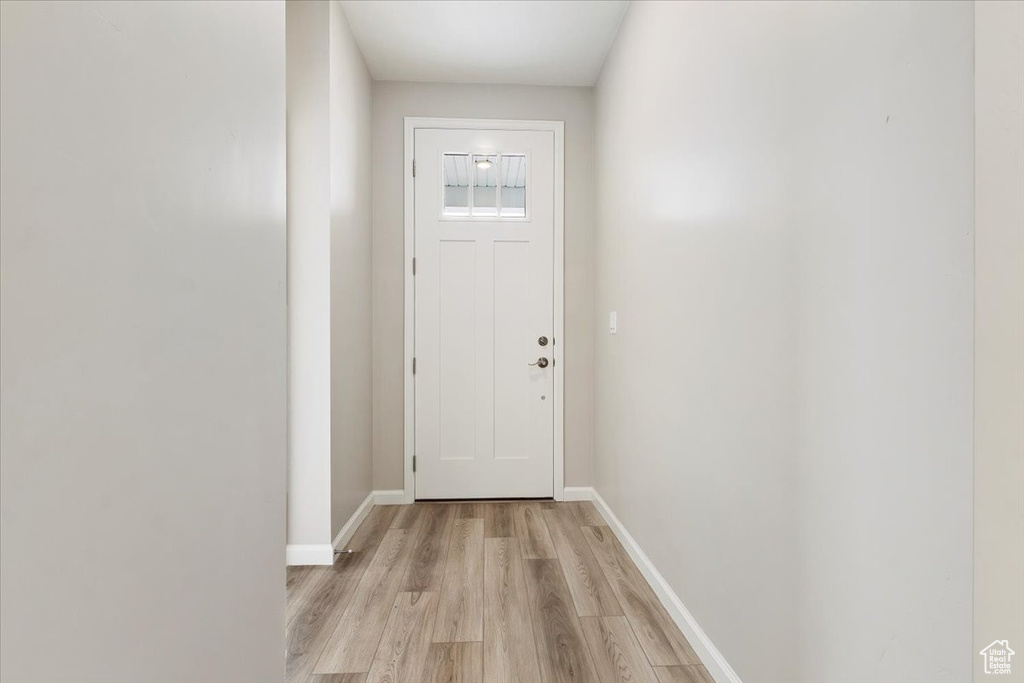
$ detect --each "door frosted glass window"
[500,155,526,217]
[443,154,469,216]
[442,152,527,219]
[472,154,498,217]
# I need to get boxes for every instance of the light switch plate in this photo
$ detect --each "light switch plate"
[609,311,617,334]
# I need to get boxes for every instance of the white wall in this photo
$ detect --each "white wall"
[287,0,374,559]
[594,3,801,678]
[329,1,374,539]
[974,1,1024,679]
[371,82,595,491]
[287,0,333,558]
[793,3,973,681]
[594,2,974,681]
[0,1,287,680]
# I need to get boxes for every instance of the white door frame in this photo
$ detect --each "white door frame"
[403,116,565,503]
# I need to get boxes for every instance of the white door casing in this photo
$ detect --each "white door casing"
[410,123,562,499]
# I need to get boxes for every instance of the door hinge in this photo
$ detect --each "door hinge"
[412,357,416,374]
[412,455,416,473]
[412,257,416,275]
[412,158,416,177]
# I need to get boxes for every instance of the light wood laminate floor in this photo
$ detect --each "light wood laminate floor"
[287,501,713,683]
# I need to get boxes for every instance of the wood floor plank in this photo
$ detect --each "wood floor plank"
[457,502,483,519]
[308,674,368,683]
[653,665,716,683]
[513,503,557,559]
[314,528,418,674]
[366,591,439,683]
[344,506,400,552]
[401,504,456,592]
[390,504,425,530]
[484,503,514,537]
[543,507,623,617]
[421,642,483,683]
[580,616,659,683]
[522,559,598,683]
[581,526,699,666]
[288,566,329,627]
[569,501,606,527]
[288,553,373,682]
[288,565,322,594]
[483,538,541,682]
[432,518,484,642]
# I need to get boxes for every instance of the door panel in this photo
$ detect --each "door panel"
[415,128,554,499]
[438,240,477,461]
[493,240,531,461]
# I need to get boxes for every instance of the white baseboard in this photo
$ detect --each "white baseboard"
[562,486,595,501]
[285,543,334,566]
[373,489,410,505]
[590,488,741,683]
[332,492,375,551]
[287,492,375,566]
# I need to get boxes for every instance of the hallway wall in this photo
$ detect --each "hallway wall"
[287,0,333,555]
[593,3,801,679]
[371,82,595,492]
[593,1,974,681]
[0,1,287,680]
[328,0,374,541]
[792,3,973,680]
[287,0,374,558]
[973,0,1024,676]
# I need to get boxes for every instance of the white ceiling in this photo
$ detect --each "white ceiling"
[338,1,629,87]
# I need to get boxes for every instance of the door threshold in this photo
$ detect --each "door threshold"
[413,497,555,503]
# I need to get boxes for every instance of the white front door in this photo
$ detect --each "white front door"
[414,127,555,499]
